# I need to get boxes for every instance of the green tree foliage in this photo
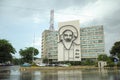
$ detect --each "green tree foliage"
[19,47,39,63]
[110,41,120,58]
[0,39,16,63]
[98,54,108,61]
[69,61,81,66]
[81,59,95,65]
[98,54,116,67]
[12,58,21,65]
[107,57,115,67]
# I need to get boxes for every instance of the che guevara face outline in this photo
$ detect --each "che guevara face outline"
[63,30,73,42]
[59,25,78,50]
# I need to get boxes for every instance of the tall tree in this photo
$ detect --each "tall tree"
[19,47,39,63]
[0,39,16,63]
[98,54,108,61]
[110,41,120,58]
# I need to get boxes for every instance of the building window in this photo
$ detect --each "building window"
[75,53,79,55]
[98,40,103,43]
[75,56,79,58]
[76,49,79,51]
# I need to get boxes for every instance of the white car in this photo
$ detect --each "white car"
[36,63,46,67]
[59,64,69,67]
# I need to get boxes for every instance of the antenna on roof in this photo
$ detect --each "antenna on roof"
[49,9,54,31]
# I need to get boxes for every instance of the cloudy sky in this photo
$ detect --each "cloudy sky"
[0,0,120,58]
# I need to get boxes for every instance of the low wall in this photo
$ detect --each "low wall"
[20,66,98,71]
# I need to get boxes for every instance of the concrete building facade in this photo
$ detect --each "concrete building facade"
[58,20,81,61]
[41,30,58,63]
[41,20,105,62]
[80,25,105,60]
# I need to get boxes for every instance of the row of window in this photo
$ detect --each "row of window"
[75,56,80,58]
[81,53,97,57]
[81,49,104,53]
[81,46,104,48]
[75,53,79,55]
[81,36,103,40]
[81,44,104,46]
[81,26,103,32]
[80,31,103,36]
[81,40,104,44]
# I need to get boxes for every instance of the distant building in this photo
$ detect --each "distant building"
[98,61,107,68]
[41,10,58,63]
[41,30,58,63]
[41,20,105,62]
[80,25,105,60]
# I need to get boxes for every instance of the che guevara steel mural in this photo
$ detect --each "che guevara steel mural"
[58,21,81,61]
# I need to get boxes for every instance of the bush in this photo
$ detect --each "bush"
[81,59,95,66]
[95,62,98,67]
[107,61,115,67]
[117,62,120,67]
[31,62,37,66]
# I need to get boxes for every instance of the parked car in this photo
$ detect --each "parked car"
[21,63,31,67]
[0,63,13,66]
[58,64,69,67]
[36,63,46,67]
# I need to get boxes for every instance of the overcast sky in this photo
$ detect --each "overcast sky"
[0,0,120,58]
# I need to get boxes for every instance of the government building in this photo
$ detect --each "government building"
[41,20,105,63]
[80,25,105,61]
[41,30,58,63]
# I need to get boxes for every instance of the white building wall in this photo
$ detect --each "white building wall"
[58,20,81,61]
